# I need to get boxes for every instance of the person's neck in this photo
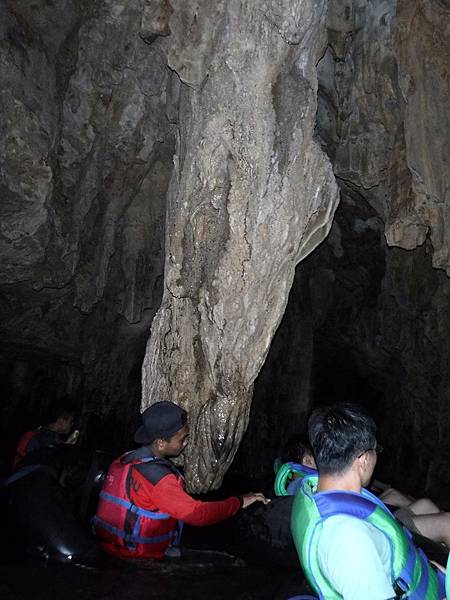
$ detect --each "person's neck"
[148,445,168,460]
[317,472,362,494]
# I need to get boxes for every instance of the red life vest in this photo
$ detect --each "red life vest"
[93,452,179,559]
[13,430,39,468]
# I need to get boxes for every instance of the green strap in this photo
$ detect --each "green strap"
[274,462,299,496]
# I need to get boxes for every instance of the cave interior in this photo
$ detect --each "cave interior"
[1,0,450,509]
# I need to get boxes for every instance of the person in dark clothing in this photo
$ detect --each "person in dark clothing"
[14,399,76,467]
[94,401,270,559]
[7,399,100,564]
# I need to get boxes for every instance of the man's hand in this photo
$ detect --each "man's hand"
[241,492,271,509]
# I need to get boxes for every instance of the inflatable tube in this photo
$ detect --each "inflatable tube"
[409,530,448,567]
[237,496,297,562]
[183,495,315,599]
[7,446,103,565]
[79,450,112,522]
[9,468,98,562]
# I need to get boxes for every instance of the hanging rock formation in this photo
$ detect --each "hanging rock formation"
[141,0,339,491]
[318,0,450,270]
[0,0,174,454]
[313,0,450,495]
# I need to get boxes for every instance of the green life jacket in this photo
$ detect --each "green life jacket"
[446,553,450,599]
[274,461,317,496]
[291,475,445,600]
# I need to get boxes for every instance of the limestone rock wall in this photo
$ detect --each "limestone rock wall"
[1,0,449,496]
[314,0,450,495]
[238,0,450,497]
[318,0,450,270]
[0,0,174,457]
[141,0,339,491]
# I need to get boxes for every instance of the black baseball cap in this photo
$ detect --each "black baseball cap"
[134,401,187,445]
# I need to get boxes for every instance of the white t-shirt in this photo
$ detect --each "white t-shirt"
[317,514,396,600]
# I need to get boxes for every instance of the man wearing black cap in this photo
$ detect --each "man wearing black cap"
[94,401,269,559]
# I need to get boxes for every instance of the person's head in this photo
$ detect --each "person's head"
[45,398,76,434]
[134,401,189,458]
[308,403,379,486]
[284,434,316,469]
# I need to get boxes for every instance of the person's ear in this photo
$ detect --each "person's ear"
[154,438,165,451]
[303,454,316,468]
[355,452,368,476]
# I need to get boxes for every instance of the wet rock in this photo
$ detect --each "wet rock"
[141,0,339,492]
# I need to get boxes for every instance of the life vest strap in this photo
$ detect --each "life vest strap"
[92,516,175,545]
[394,533,417,594]
[99,490,170,520]
[294,476,442,600]
[274,462,317,496]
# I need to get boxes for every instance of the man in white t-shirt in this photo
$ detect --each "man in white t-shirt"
[318,512,394,599]
[296,403,446,600]
[308,404,394,599]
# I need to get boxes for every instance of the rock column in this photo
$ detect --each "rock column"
[142,0,339,491]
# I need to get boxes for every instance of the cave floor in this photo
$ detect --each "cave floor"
[0,551,301,600]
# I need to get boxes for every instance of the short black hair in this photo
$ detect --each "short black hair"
[308,403,376,475]
[283,434,314,464]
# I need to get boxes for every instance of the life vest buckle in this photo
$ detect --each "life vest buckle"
[393,577,409,598]
[124,534,137,550]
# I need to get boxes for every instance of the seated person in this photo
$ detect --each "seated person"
[14,398,76,467]
[291,403,446,600]
[274,434,317,496]
[94,401,269,559]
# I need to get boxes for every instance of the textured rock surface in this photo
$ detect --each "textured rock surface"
[0,0,174,458]
[237,0,450,498]
[141,0,339,491]
[239,184,450,503]
[1,0,449,498]
[312,0,450,497]
[318,0,450,271]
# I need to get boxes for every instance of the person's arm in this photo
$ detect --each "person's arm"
[318,516,396,600]
[379,487,415,507]
[149,473,242,526]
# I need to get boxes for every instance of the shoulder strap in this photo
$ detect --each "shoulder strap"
[275,462,316,496]
[314,489,379,520]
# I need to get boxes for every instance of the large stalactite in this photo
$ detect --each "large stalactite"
[141,0,339,491]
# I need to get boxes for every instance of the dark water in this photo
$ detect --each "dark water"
[0,548,304,600]
[0,489,307,600]
[0,450,307,600]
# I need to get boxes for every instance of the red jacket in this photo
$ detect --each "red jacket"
[13,431,39,467]
[94,448,241,559]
